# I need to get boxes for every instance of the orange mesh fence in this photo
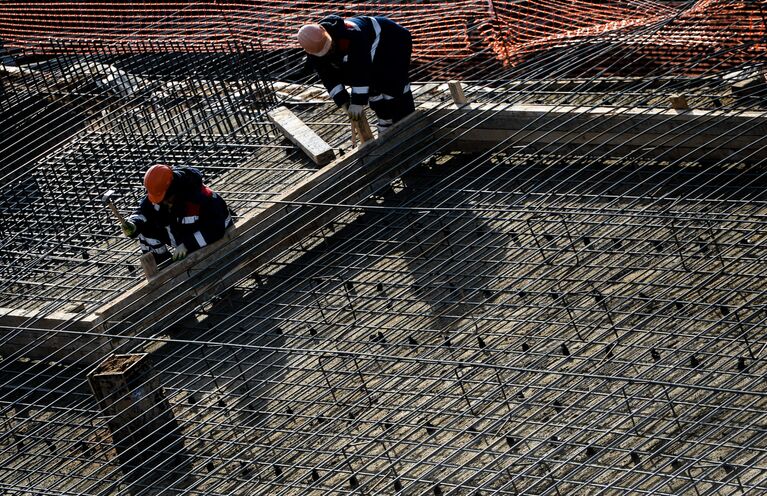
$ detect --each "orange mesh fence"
[486,0,676,63]
[0,1,764,75]
[0,2,485,56]
[488,0,767,73]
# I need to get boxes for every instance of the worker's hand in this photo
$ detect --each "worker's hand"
[121,220,136,237]
[347,103,364,121]
[173,243,188,261]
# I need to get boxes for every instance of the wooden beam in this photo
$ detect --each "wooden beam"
[352,117,374,144]
[90,110,436,337]
[668,94,688,110]
[140,252,158,280]
[425,102,767,164]
[448,81,468,105]
[268,105,335,166]
[730,75,767,101]
[0,307,120,364]
[411,77,720,102]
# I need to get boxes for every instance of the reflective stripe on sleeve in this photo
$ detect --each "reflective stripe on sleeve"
[181,215,199,224]
[351,86,369,95]
[369,17,381,60]
[329,84,344,98]
[138,234,163,246]
[138,237,167,255]
[194,231,207,248]
[129,214,147,223]
[166,226,177,247]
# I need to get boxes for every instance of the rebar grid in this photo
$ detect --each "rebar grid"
[2,1,767,495]
[0,40,294,313]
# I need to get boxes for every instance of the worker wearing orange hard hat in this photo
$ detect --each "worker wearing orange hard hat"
[121,164,234,263]
[298,15,414,137]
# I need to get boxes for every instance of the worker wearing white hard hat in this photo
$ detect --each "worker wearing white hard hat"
[298,15,414,137]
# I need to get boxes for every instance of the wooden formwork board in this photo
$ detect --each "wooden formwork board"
[424,101,767,164]
[267,105,336,166]
[0,307,121,364]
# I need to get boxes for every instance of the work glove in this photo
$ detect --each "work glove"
[172,243,188,261]
[121,220,136,237]
[347,103,364,121]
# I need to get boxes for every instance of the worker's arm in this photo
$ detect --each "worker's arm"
[312,59,349,109]
[123,198,154,238]
[345,17,374,108]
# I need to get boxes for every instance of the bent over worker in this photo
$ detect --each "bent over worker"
[298,15,414,137]
[122,164,234,263]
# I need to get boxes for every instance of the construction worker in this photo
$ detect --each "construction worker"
[298,15,414,137]
[122,164,234,263]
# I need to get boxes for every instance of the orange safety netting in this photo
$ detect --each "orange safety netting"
[0,1,765,75]
[489,0,767,73]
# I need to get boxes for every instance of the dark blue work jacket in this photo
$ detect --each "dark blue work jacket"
[307,15,412,108]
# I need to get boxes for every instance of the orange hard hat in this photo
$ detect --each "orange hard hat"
[144,164,173,204]
[298,24,332,56]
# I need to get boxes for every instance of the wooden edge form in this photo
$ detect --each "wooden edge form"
[420,101,767,142]
[419,101,767,121]
[0,306,99,327]
[0,307,116,365]
[267,105,335,166]
[423,101,767,163]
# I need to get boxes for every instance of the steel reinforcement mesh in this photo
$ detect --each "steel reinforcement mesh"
[1,0,767,495]
[0,41,298,315]
[4,152,767,495]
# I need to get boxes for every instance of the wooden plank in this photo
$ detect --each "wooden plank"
[140,252,158,280]
[91,110,436,337]
[669,94,688,110]
[0,307,119,364]
[353,117,374,143]
[730,75,766,101]
[268,105,335,166]
[424,102,767,164]
[448,81,468,105]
